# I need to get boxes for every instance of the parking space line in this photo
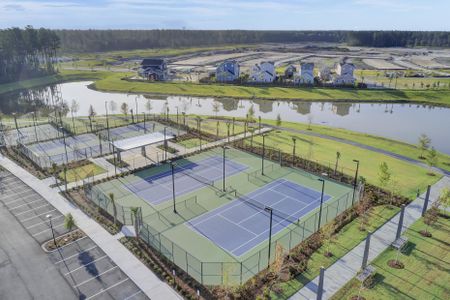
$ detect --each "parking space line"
[2,192,35,202]
[31,223,65,237]
[73,266,118,288]
[55,245,98,264]
[20,209,57,222]
[49,236,88,252]
[85,278,130,300]
[63,255,108,276]
[4,194,36,205]
[10,199,46,210]
[14,203,51,216]
[26,215,64,229]
[124,290,143,300]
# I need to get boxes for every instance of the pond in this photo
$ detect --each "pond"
[1,81,449,155]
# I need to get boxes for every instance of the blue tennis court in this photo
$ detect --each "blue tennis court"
[125,156,248,205]
[188,179,331,256]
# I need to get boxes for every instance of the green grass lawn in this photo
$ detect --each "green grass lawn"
[262,119,450,173]
[252,130,441,198]
[272,205,401,299]
[176,138,208,149]
[0,69,109,95]
[331,213,450,300]
[91,73,450,107]
[59,162,106,182]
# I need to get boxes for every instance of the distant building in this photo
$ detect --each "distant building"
[138,58,168,81]
[250,61,276,83]
[284,65,297,79]
[297,62,314,85]
[318,66,332,82]
[334,62,356,85]
[216,60,240,82]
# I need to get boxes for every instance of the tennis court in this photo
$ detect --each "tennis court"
[125,156,248,205]
[100,121,171,141]
[189,178,331,256]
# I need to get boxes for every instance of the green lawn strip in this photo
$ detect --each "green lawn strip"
[0,70,109,95]
[272,205,400,299]
[176,138,207,149]
[331,213,450,300]
[262,119,450,173]
[252,130,441,198]
[59,162,106,182]
[91,73,450,107]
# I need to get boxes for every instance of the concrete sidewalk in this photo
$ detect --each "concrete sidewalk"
[0,153,182,300]
[289,176,450,300]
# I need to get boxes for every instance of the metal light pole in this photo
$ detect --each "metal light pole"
[352,159,360,205]
[163,127,168,161]
[317,178,325,231]
[135,96,139,123]
[60,127,69,164]
[32,112,38,142]
[104,101,111,148]
[261,134,267,175]
[222,146,228,192]
[176,106,179,125]
[130,108,134,124]
[170,161,177,214]
[46,214,58,248]
[258,116,262,131]
[265,207,273,267]
[292,137,296,166]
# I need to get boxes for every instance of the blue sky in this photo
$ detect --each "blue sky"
[0,0,448,30]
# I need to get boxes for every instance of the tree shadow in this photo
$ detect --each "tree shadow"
[78,251,99,279]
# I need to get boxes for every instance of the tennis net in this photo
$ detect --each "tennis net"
[235,191,299,224]
[175,164,215,188]
[247,163,281,181]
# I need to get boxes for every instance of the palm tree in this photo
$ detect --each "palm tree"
[131,207,140,239]
[51,163,58,185]
[334,151,341,175]
[64,213,76,231]
[109,193,117,226]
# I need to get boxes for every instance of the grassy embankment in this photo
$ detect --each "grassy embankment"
[331,213,450,300]
[0,69,109,95]
[91,72,450,107]
[261,119,450,173]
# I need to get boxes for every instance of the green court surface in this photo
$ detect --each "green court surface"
[88,146,354,285]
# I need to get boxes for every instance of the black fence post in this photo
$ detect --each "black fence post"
[422,185,431,216]
[396,204,406,240]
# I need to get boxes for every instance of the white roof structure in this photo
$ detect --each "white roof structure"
[112,131,175,151]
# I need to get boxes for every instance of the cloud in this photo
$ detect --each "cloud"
[3,4,26,11]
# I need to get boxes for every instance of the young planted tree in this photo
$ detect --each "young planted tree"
[418,134,431,159]
[276,113,282,127]
[216,121,220,138]
[426,147,438,174]
[378,162,391,188]
[109,100,117,113]
[109,193,117,226]
[145,99,153,113]
[422,206,438,237]
[356,197,371,231]
[321,224,335,257]
[334,151,341,175]
[88,104,96,118]
[437,187,450,211]
[51,163,58,185]
[64,213,76,231]
[212,101,220,116]
[121,102,129,119]
[70,99,79,132]
[247,104,255,120]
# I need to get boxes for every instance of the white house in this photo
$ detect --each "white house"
[216,60,240,82]
[250,61,276,83]
[297,62,314,85]
[334,62,356,85]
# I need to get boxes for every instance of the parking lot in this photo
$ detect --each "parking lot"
[0,170,148,300]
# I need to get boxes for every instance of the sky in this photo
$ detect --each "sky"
[0,0,449,31]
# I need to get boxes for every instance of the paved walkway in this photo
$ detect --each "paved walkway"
[0,154,182,300]
[289,175,450,300]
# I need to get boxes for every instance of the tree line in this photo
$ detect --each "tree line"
[54,30,450,53]
[0,26,60,84]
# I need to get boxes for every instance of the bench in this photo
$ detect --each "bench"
[392,236,408,250]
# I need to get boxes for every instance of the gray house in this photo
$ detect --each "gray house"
[138,58,168,81]
[216,60,240,82]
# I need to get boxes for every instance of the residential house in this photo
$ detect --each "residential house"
[284,65,297,79]
[138,58,168,81]
[216,60,240,82]
[318,66,332,82]
[334,62,356,85]
[297,62,314,85]
[250,61,276,83]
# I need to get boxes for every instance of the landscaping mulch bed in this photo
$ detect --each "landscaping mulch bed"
[350,296,366,300]
[44,229,85,251]
[420,230,432,237]
[388,260,404,269]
